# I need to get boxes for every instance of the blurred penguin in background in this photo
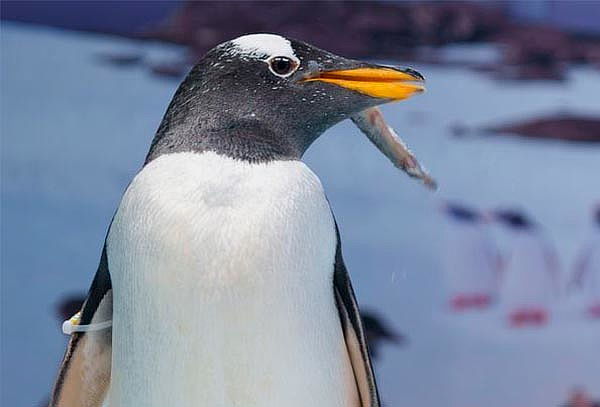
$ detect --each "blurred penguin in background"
[562,387,600,407]
[56,294,86,322]
[569,204,600,319]
[360,310,405,360]
[494,209,560,327]
[440,201,502,311]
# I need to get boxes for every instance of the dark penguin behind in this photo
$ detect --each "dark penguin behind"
[444,202,481,223]
[494,209,535,230]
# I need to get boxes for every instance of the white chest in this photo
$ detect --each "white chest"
[106,152,357,407]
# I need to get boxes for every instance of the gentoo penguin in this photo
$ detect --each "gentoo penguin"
[49,34,426,407]
[494,210,560,326]
[570,205,600,318]
[440,202,501,311]
[360,310,405,360]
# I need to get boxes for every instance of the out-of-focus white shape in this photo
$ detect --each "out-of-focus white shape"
[571,227,600,317]
[442,214,500,310]
[501,229,560,317]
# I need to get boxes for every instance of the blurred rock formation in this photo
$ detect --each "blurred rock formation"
[486,115,600,143]
[144,1,600,81]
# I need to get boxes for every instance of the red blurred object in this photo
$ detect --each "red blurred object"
[563,387,600,407]
[587,303,600,319]
[509,308,548,327]
[450,293,493,311]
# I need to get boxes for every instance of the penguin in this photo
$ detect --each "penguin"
[570,205,600,318]
[440,202,501,311]
[49,33,425,407]
[493,210,560,326]
[360,310,405,360]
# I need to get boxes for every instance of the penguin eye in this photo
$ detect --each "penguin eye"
[268,56,298,77]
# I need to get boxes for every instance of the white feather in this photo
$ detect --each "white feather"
[106,152,359,407]
[229,33,299,62]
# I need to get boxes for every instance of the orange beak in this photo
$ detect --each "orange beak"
[302,66,425,101]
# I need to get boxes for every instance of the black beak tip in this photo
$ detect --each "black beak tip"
[403,67,425,82]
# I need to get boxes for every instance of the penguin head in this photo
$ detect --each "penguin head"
[442,202,481,223]
[147,33,424,163]
[493,209,535,231]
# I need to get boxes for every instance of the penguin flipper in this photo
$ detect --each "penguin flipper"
[50,246,112,407]
[333,228,381,407]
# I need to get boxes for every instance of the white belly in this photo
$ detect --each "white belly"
[106,152,359,407]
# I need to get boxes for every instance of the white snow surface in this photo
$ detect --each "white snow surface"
[2,23,600,407]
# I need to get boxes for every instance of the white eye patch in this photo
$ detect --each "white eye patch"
[229,33,300,64]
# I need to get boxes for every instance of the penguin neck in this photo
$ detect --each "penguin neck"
[145,94,324,164]
[147,120,304,164]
